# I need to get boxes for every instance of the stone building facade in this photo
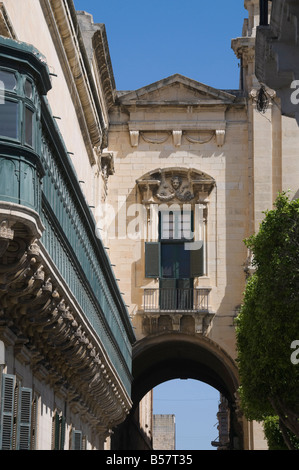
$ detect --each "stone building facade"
[0,0,135,450]
[106,0,299,450]
[153,415,176,450]
[0,0,298,451]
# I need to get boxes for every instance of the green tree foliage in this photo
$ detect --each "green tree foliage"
[236,193,299,447]
[263,416,299,450]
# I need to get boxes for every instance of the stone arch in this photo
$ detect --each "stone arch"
[132,332,239,404]
[112,333,243,450]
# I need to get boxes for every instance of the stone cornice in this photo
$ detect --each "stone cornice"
[40,0,112,162]
[231,36,256,64]
[0,2,17,38]
[50,0,103,149]
[92,27,116,110]
[113,74,246,148]
[74,10,116,112]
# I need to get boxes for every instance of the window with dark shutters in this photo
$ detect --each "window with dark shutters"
[17,387,32,450]
[52,410,66,450]
[0,374,37,450]
[145,210,205,279]
[145,242,160,278]
[30,395,38,450]
[189,243,204,278]
[72,429,82,450]
[60,415,66,450]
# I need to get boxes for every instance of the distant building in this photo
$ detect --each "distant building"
[255,0,299,122]
[153,415,176,450]
[211,395,231,450]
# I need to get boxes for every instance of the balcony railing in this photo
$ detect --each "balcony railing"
[144,288,210,313]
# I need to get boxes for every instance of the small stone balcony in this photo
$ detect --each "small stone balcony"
[142,288,214,336]
[144,287,210,313]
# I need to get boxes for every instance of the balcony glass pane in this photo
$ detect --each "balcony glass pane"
[0,100,18,139]
[25,107,33,146]
[161,243,190,279]
[0,70,17,93]
[160,210,192,240]
[24,79,33,99]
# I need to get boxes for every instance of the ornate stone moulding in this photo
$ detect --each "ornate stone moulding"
[136,167,215,205]
[0,206,132,434]
[142,311,214,336]
[129,125,226,148]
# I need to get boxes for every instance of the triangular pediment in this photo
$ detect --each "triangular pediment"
[117,74,237,105]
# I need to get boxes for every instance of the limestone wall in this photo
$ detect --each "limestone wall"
[104,80,249,360]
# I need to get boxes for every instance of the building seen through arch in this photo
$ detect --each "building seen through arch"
[0,0,298,450]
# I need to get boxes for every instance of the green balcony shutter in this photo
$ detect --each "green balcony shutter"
[0,374,16,450]
[60,415,66,450]
[53,412,59,450]
[31,395,37,450]
[17,387,32,450]
[52,412,65,450]
[190,242,204,277]
[145,242,160,278]
[72,430,82,450]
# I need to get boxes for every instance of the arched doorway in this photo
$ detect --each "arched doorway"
[111,333,243,450]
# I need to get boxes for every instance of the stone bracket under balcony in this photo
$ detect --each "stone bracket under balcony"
[0,207,132,433]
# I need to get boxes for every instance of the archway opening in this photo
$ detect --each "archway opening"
[111,333,243,450]
[153,379,220,450]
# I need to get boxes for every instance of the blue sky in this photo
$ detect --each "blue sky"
[153,379,220,450]
[74,0,247,91]
[73,0,248,451]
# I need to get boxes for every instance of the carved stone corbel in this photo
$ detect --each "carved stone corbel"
[100,152,115,177]
[172,314,182,331]
[130,130,139,147]
[172,130,182,147]
[0,220,14,257]
[215,129,226,147]
[0,219,14,241]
